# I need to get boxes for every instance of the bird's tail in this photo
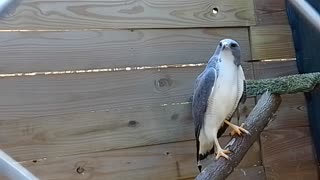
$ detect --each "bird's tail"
[196,138,215,172]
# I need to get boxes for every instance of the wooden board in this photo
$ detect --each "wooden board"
[265,163,319,180]
[266,93,308,130]
[253,60,298,79]
[240,93,308,130]
[228,166,266,180]
[20,140,263,180]
[261,127,319,178]
[254,0,288,25]
[0,65,253,121]
[0,66,254,161]
[0,28,251,74]
[0,0,255,30]
[250,25,295,60]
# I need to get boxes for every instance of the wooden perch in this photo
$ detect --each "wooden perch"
[195,91,282,180]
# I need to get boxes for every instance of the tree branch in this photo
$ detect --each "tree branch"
[246,72,320,97]
[195,91,282,180]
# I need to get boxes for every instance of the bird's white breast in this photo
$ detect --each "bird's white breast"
[203,52,241,140]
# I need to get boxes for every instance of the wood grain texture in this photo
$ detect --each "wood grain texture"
[265,163,319,180]
[0,0,255,30]
[228,166,266,180]
[20,140,263,180]
[261,127,319,178]
[0,28,251,73]
[254,0,288,25]
[261,127,316,166]
[266,93,308,130]
[0,66,254,161]
[253,60,298,79]
[241,94,308,130]
[0,65,253,121]
[250,25,295,60]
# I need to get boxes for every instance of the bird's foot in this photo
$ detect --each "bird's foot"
[215,148,231,160]
[228,123,250,137]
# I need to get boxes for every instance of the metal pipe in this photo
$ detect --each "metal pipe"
[288,0,320,32]
[0,0,21,18]
[0,150,39,180]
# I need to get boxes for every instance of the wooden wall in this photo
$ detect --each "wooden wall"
[0,0,318,179]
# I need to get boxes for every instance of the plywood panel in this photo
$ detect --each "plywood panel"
[250,25,295,60]
[0,28,251,73]
[254,0,288,25]
[261,128,318,179]
[0,0,255,30]
[20,140,262,180]
[0,66,254,160]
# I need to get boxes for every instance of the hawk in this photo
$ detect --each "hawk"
[192,39,249,171]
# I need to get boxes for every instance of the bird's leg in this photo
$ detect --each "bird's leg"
[224,120,250,136]
[213,132,231,160]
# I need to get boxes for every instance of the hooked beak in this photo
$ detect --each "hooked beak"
[198,165,202,172]
[222,43,230,50]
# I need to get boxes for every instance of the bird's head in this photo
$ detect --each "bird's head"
[214,39,241,66]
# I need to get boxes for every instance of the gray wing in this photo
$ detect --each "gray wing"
[192,67,216,162]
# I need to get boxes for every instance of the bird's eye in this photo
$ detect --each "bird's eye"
[230,43,237,48]
[219,42,222,47]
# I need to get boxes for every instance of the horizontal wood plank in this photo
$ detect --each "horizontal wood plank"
[261,128,318,176]
[0,28,251,73]
[261,127,319,179]
[265,163,319,180]
[253,60,298,79]
[254,0,288,25]
[0,66,254,160]
[0,0,255,30]
[266,93,308,130]
[250,25,295,60]
[0,66,253,121]
[19,140,262,180]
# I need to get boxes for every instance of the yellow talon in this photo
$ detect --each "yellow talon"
[224,121,250,137]
[215,148,231,160]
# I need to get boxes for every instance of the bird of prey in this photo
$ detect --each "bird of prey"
[192,39,249,172]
